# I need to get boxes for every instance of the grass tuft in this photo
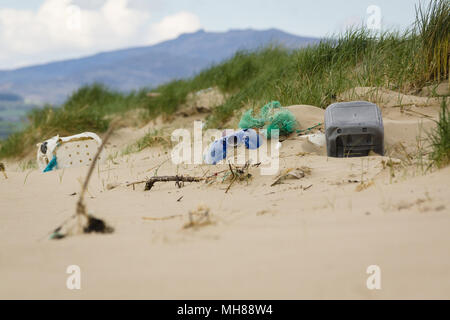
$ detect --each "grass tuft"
[415,0,450,84]
[429,99,450,168]
[122,129,171,155]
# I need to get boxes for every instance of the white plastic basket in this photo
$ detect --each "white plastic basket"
[36,132,104,172]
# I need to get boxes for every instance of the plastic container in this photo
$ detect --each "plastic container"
[324,101,384,157]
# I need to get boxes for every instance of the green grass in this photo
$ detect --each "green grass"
[0,84,150,158]
[429,99,450,168]
[122,129,171,155]
[0,0,448,159]
[415,0,449,84]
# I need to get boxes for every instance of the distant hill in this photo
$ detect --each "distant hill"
[0,93,22,102]
[0,29,319,105]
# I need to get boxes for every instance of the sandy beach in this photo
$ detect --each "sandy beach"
[0,88,449,299]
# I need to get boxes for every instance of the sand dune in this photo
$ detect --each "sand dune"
[0,89,449,299]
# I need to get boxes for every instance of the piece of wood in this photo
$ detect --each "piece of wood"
[144,175,204,191]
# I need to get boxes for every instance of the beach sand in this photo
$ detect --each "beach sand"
[0,89,449,299]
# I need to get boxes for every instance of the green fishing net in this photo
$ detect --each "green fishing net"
[238,101,298,138]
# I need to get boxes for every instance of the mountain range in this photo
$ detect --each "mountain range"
[0,28,319,105]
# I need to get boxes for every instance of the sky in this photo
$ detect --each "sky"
[0,0,430,70]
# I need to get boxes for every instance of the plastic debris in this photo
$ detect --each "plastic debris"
[306,132,326,147]
[37,132,103,172]
[296,122,323,135]
[204,129,263,165]
[239,101,298,138]
[324,101,384,157]
[43,155,57,172]
[48,127,115,240]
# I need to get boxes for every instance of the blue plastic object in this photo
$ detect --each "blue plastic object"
[208,139,227,165]
[43,155,58,172]
[243,129,261,149]
[205,129,263,164]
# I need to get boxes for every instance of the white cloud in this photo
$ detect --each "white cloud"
[150,11,201,44]
[0,0,201,69]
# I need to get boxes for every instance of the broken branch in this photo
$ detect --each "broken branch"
[144,175,204,191]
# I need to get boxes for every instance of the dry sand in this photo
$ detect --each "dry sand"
[0,89,449,299]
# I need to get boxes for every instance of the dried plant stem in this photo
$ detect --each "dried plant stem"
[77,126,114,217]
[142,215,182,221]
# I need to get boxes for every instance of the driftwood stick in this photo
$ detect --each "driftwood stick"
[77,126,114,216]
[144,175,204,191]
[127,167,229,188]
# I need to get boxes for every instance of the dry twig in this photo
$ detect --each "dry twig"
[142,215,182,221]
[144,175,204,191]
[224,162,252,193]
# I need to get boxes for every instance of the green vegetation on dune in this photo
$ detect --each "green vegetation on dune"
[429,99,450,168]
[0,98,35,139]
[0,85,138,158]
[0,0,448,161]
[416,0,449,83]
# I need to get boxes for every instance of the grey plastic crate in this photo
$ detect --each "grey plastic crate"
[325,101,384,157]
